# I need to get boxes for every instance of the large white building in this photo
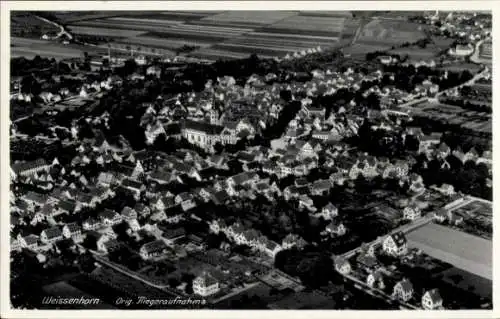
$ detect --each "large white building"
[193,271,220,297]
[181,120,237,151]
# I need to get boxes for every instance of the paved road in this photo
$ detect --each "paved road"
[436,68,489,99]
[470,37,491,64]
[35,15,73,40]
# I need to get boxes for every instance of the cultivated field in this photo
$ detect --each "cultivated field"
[357,19,426,47]
[406,223,492,280]
[11,37,90,60]
[11,12,60,38]
[15,11,437,62]
[405,101,492,135]
[62,11,360,61]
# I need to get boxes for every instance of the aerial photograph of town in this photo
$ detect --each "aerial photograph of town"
[6,7,493,313]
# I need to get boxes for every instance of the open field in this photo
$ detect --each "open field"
[439,62,483,73]
[357,19,426,46]
[11,12,60,38]
[406,223,492,280]
[55,11,361,61]
[201,11,298,25]
[437,267,492,299]
[405,101,491,135]
[14,12,437,62]
[67,25,147,38]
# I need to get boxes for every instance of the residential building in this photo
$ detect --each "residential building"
[422,289,443,310]
[393,279,414,302]
[366,271,385,290]
[193,271,220,297]
[139,240,169,260]
[333,256,351,275]
[62,223,83,243]
[40,227,63,244]
[383,232,408,256]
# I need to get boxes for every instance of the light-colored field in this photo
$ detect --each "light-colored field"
[202,11,298,25]
[358,18,426,46]
[114,36,212,50]
[68,25,147,38]
[269,16,345,33]
[11,47,84,60]
[105,17,187,25]
[11,37,107,60]
[14,12,366,61]
[407,223,492,280]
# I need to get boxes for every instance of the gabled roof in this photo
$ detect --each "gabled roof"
[388,231,407,248]
[194,271,218,287]
[22,234,39,245]
[65,222,81,233]
[141,239,167,253]
[425,289,442,303]
[99,209,119,220]
[120,206,137,218]
[12,159,49,174]
[122,178,143,189]
[24,191,48,204]
[42,227,62,239]
[183,120,224,135]
[397,279,413,292]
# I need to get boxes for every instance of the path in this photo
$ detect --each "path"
[92,254,186,298]
[35,15,73,40]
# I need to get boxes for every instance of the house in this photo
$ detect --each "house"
[134,203,151,217]
[433,209,447,223]
[161,226,186,246]
[298,195,316,212]
[40,227,63,244]
[325,221,346,236]
[438,184,455,196]
[164,207,184,224]
[62,223,83,243]
[393,279,414,302]
[18,234,39,250]
[448,211,464,226]
[366,271,385,289]
[11,159,51,178]
[175,192,194,205]
[436,143,451,158]
[314,202,338,220]
[120,206,137,220]
[333,256,351,275]
[193,271,220,297]
[309,179,332,196]
[127,218,141,232]
[262,239,282,258]
[11,237,22,252]
[149,170,176,185]
[281,233,307,250]
[209,219,227,234]
[83,218,101,231]
[422,289,443,310]
[99,209,122,226]
[101,239,121,254]
[383,232,408,256]
[97,172,117,187]
[122,178,145,199]
[403,204,421,220]
[22,191,49,211]
[356,253,380,270]
[140,240,169,260]
[57,200,78,215]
